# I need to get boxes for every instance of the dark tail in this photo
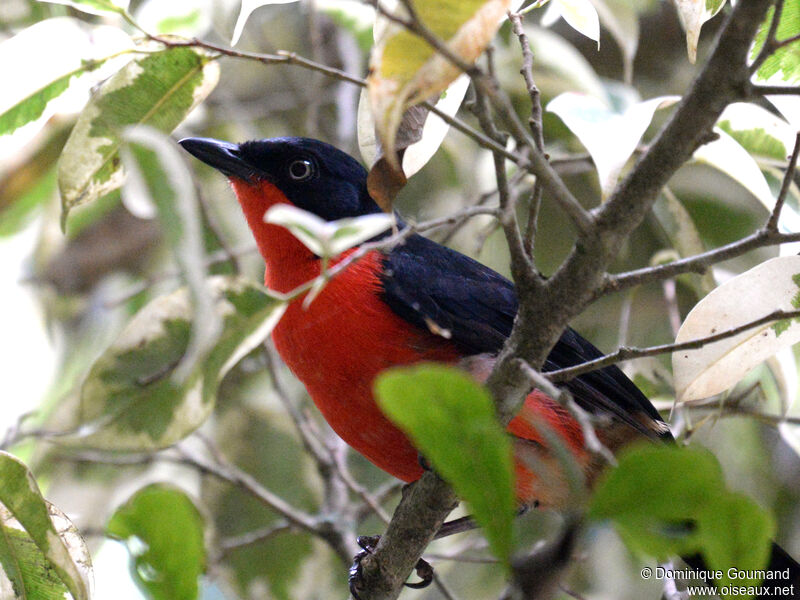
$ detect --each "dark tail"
[762,543,800,598]
[684,542,800,599]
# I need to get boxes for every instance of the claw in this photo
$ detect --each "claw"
[349,536,378,599]
[348,535,435,597]
[357,535,381,551]
[348,548,367,599]
[405,557,434,589]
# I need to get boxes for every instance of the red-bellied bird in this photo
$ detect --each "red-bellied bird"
[180,136,799,596]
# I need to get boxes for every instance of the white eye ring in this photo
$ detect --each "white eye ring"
[289,159,313,181]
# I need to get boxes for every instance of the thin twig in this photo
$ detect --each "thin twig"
[750,84,800,96]
[470,57,535,284]
[261,343,330,464]
[600,229,800,296]
[432,572,461,600]
[546,307,800,383]
[523,182,544,261]
[517,361,615,466]
[509,11,546,262]
[218,522,293,555]
[195,186,242,273]
[508,13,543,151]
[58,446,354,562]
[332,450,393,525]
[767,131,800,231]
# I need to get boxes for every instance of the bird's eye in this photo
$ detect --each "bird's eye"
[288,159,314,181]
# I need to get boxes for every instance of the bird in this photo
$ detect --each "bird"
[179,135,799,595]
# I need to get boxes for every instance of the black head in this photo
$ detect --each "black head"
[179,136,383,221]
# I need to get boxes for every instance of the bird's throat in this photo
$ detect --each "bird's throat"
[230,178,320,292]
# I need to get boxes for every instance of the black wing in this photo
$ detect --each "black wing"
[379,234,670,441]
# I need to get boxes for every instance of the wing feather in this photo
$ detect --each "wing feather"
[379,234,670,441]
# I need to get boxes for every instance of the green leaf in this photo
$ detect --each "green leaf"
[700,494,775,591]
[375,364,515,564]
[71,276,286,450]
[58,47,220,228]
[717,103,796,162]
[122,126,219,381]
[0,503,92,600]
[589,445,774,589]
[589,445,724,533]
[0,167,56,238]
[38,0,128,16]
[0,452,90,600]
[0,33,133,138]
[752,3,800,84]
[0,72,73,137]
[107,484,205,600]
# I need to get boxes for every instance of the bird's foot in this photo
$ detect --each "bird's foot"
[348,535,434,599]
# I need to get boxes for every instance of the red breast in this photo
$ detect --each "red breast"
[230,178,589,505]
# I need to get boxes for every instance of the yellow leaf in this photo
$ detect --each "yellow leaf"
[367,0,510,168]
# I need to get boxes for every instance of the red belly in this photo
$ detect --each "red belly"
[271,251,461,482]
[270,251,588,505]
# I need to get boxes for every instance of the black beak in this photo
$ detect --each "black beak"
[178,137,256,180]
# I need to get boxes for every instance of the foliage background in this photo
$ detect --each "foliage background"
[0,0,799,599]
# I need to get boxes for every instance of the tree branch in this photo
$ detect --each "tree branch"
[603,229,800,295]
[488,0,772,422]
[353,473,459,600]
[750,84,800,96]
